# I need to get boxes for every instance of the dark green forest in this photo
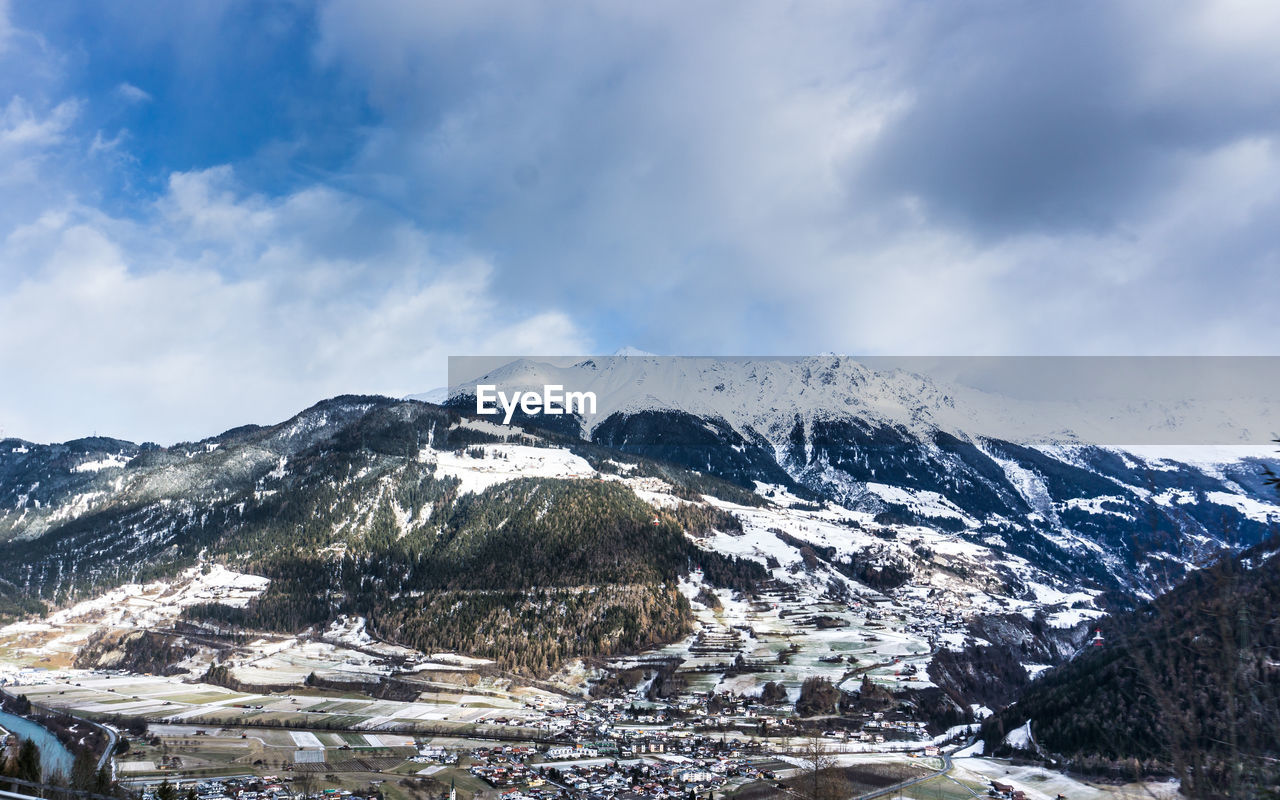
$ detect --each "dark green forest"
[187,476,764,672]
[985,534,1280,797]
[0,399,765,674]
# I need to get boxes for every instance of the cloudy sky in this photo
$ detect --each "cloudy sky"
[2,0,1279,443]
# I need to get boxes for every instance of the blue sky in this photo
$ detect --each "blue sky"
[2,0,1279,443]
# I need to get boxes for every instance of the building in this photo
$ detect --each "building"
[545,745,598,760]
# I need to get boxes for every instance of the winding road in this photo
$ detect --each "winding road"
[851,753,952,800]
[91,720,118,775]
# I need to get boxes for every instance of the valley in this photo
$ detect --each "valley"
[1,363,1277,799]
[0,444,1173,800]
[0,578,1153,800]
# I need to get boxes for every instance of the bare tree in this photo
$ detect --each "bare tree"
[293,771,316,800]
[796,732,847,800]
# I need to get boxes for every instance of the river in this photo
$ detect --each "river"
[0,709,74,780]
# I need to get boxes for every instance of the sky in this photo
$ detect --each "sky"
[1,0,1279,444]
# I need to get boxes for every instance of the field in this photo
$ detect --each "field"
[614,573,939,713]
[0,470,1125,798]
[948,757,1182,800]
[9,669,559,735]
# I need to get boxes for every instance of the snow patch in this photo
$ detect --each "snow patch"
[72,454,130,473]
[1004,720,1033,750]
[431,445,595,495]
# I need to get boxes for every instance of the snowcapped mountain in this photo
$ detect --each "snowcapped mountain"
[452,354,1276,446]
[0,394,1107,691]
[404,387,449,404]
[451,355,1280,598]
[1,381,1274,723]
[2,356,1277,687]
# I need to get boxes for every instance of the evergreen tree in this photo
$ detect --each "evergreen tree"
[94,765,112,794]
[16,739,41,783]
[71,749,97,790]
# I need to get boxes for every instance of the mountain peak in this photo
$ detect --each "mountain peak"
[612,346,658,357]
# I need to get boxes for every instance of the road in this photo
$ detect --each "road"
[852,753,952,800]
[91,720,118,775]
[941,773,983,798]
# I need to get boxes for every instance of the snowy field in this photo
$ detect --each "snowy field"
[429,444,594,494]
[0,565,273,669]
[951,757,1182,800]
[8,668,561,731]
[0,443,1114,796]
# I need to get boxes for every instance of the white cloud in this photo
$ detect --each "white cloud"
[0,6,590,445]
[4,0,1280,444]
[88,128,128,156]
[309,0,1280,357]
[0,97,82,243]
[0,97,78,148]
[0,167,589,444]
[114,82,152,104]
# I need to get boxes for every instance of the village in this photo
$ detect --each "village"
[0,572,1104,800]
[0,487,1115,800]
[0,587,1141,800]
[112,714,1075,800]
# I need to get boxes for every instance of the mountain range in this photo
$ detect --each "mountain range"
[451,355,1280,601]
[3,356,1280,793]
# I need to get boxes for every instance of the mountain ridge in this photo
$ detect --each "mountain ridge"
[449,356,1280,600]
[982,533,1280,795]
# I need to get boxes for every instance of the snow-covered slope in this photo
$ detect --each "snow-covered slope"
[0,405,1104,704]
[2,370,1276,695]
[451,356,1280,597]
[452,354,1275,446]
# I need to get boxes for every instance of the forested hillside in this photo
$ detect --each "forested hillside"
[460,356,1280,601]
[984,534,1280,797]
[0,397,766,672]
[187,477,765,672]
